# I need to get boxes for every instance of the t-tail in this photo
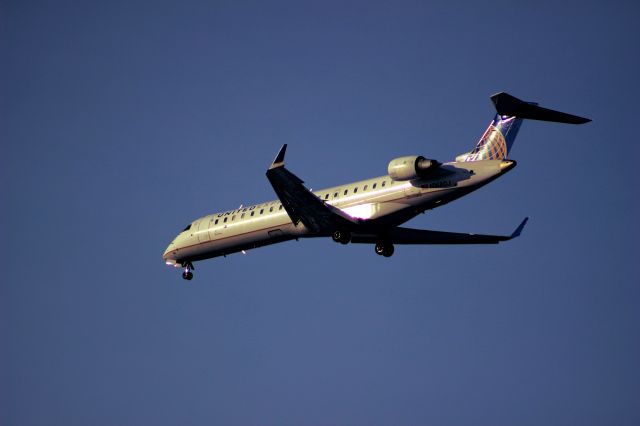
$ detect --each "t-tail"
[459,92,591,162]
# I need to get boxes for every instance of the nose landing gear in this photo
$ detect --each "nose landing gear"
[181,262,194,280]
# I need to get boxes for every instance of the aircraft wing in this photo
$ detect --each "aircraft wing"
[266,145,360,234]
[351,218,529,245]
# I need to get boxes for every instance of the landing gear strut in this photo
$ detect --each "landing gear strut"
[375,241,394,257]
[181,262,194,280]
[332,230,351,245]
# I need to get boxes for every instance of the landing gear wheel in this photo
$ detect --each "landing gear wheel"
[332,230,351,245]
[375,242,394,257]
[181,262,194,280]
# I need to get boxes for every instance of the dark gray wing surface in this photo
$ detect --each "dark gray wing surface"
[266,145,359,234]
[351,218,529,245]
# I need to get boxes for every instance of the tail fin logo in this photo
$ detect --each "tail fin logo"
[464,118,510,161]
[464,114,523,162]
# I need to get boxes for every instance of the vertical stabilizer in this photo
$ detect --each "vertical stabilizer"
[463,114,523,162]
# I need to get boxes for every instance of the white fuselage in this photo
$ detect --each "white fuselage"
[163,159,514,267]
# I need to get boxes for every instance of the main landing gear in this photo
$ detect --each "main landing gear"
[375,241,394,257]
[332,229,394,257]
[332,230,351,245]
[181,262,194,280]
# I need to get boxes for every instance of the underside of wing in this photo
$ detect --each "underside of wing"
[266,145,360,234]
[351,218,528,245]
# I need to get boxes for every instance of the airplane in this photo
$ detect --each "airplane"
[163,92,590,280]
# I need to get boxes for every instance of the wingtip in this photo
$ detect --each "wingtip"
[269,144,287,169]
[510,217,529,239]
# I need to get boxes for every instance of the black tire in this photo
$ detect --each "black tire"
[332,230,351,245]
[182,271,193,280]
[375,241,394,257]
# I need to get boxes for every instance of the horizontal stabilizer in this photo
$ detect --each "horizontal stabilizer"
[491,92,591,124]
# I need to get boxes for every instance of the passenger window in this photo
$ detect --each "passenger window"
[373,183,377,189]
[343,189,348,195]
[363,185,368,191]
[334,192,338,198]
[381,181,386,187]
[354,187,358,193]
[279,205,283,210]
[324,194,329,200]
[260,209,264,214]
[251,211,255,217]
[223,217,228,223]
[269,207,273,212]
[214,219,219,225]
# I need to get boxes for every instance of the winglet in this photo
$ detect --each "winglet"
[269,144,287,169]
[510,217,529,239]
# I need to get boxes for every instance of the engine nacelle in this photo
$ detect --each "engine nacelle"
[387,156,440,181]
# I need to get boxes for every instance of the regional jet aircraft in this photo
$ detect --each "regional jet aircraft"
[163,92,589,280]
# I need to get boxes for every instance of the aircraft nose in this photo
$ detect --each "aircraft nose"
[163,243,177,265]
[500,160,517,172]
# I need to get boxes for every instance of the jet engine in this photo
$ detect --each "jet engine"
[387,156,440,181]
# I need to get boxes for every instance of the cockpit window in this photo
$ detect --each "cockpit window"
[182,224,191,232]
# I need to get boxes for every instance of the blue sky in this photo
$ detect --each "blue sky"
[3,1,639,425]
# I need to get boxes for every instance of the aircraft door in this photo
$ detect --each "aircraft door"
[196,219,210,243]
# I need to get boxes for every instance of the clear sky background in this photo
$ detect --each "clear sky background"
[2,1,639,425]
